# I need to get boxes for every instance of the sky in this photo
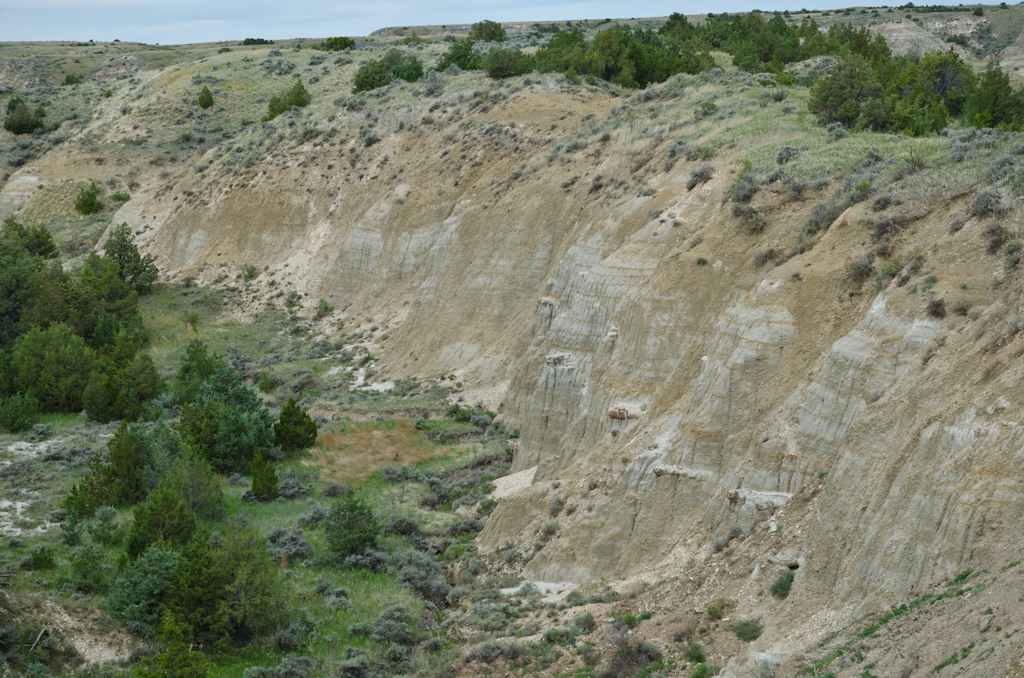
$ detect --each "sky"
[0,0,876,44]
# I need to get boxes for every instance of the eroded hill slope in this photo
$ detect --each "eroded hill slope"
[3,38,1024,676]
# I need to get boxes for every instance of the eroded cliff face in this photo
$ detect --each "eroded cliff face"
[9,62,1024,670]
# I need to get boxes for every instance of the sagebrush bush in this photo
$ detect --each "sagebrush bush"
[803,200,845,238]
[971,188,1002,217]
[776,145,799,165]
[731,171,758,203]
[687,165,713,191]
[825,122,848,143]
[266,525,312,564]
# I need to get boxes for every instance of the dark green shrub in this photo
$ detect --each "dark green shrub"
[84,349,164,424]
[103,223,159,293]
[250,451,279,501]
[730,618,763,642]
[316,36,356,51]
[61,510,84,546]
[74,181,103,215]
[88,506,124,545]
[352,59,394,93]
[125,483,198,560]
[26,545,55,570]
[164,533,231,644]
[771,570,795,597]
[315,298,333,318]
[2,103,43,135]
[0,393,39,432]
[64,421,149,516]
[110,190,131,202]
[691,663,722,678]
[436,38,480,72]
[12,323,97,413]
[274,397,317,452]
[258,372,275,393]
[242,38,273,45]
[683,642,705,663]
[172,340,224,405]
[198,86,213,109]
[326,491,379,562]
[108,548,180,628]
[216,522,289,639]
[165,446,226,522]
[62,74,83,86]
[178,399,275,474]
[484,48,533,79]
[263,80,311,121]
[135,615,210,678]
[352,50,424,93]
[67,543,111,593]
[967,62,1023,129]
[243,264,258,281]
[468,20,508,42]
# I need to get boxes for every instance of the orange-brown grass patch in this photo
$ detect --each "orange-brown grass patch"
[307,420,451,483]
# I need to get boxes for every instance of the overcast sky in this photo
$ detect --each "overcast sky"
[1,0,869,44]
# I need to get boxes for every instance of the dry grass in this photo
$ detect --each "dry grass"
[307,420,451,482]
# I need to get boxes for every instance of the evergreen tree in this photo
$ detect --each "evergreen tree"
[12,323,98,412]
[273,396,317,452]
[134,613,210,678]
[165,445,225,522]
[125,482,197,559]
[198,86,213,109]
[172,340,224,405]
[250,450,278,501]
[64,421,149,516]
[104,223,159,294]
[108,548,179,628]
[967,62,1024,129]
[326,490,380,563]
[216,523,287,638]
[164,532,231,645]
